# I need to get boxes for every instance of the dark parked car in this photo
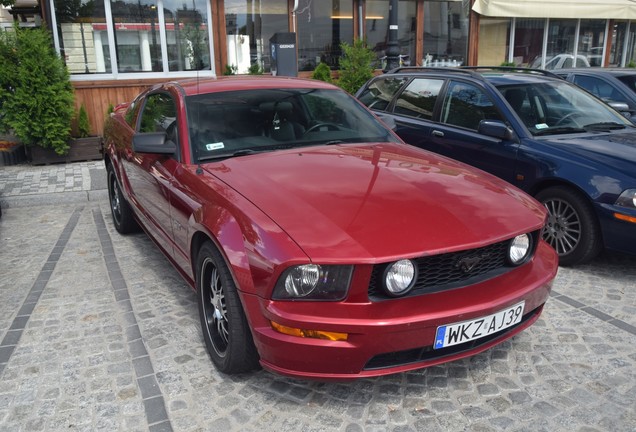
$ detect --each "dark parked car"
[356,66,636,266]
[554,68,636,122]
[103,76,557,380]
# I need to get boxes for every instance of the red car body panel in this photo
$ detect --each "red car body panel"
[103,77,558,380]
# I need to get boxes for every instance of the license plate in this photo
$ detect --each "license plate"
[434,301,525,349]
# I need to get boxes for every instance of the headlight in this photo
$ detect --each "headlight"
[508,234,532,265]
[273,264,353,301]
[616,189,636,209]
[383,259,417,297]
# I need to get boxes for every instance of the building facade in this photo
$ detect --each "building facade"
[3,0,636,134]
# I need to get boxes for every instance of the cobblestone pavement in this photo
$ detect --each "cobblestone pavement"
[0,162,635,431]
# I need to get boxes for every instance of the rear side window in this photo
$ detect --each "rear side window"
[394,78,444,120]
[573,75,625,103]
[440,81,503,130]
[357,77,407,111]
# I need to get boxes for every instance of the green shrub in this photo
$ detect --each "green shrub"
[627,60,636,68]
[224,64,237,75]
[311,62,333,83]
[336,39,375,95]
[0,29,18,134]
[77,104,91,138]
[248,62,263,75]
[500,61,516,67]
[3,25,74,154]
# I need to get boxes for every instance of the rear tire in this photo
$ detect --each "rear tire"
[196,241,260,374]
[535,186,602,266]
[107,164,139,234]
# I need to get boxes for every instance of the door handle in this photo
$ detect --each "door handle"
[432,130,445,137]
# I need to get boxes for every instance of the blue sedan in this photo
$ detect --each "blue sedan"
[356,67,636,265]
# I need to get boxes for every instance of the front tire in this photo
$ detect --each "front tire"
[107,164,139,234]
[196,241,260,374]
[536,186,602,266]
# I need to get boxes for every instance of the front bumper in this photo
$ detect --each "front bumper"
[598,202,636,256]
[241,241,557,380]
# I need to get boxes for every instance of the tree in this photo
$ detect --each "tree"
[337,40,375,95]
[2,25,75,155]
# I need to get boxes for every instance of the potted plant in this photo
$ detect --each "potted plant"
[67,104,103,161]
[1,24,75,165]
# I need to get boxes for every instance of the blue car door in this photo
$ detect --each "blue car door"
[389,77,445,149]
[425,80,519,183]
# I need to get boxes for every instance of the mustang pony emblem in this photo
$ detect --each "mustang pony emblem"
[456,254,488,273]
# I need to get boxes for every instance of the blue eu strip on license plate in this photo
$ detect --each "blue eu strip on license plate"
[434,301,525,349]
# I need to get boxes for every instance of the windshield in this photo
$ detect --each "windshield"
[496,81,632,136]
[186,88,398,162]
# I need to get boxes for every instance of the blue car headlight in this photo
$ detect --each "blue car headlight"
[273,264,353,301]
[615,189,636,209]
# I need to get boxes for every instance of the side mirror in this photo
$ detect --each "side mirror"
[607,101,631,119]
[375,112,397,131]
[132,132,177,154]
[478,120,515,141]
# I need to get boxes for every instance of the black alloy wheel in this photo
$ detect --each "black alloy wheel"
[536,186,602,266]
[196,241,259,374]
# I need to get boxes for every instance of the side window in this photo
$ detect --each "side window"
[138,93,177,138]
[573,75,625,103]
[357,77,407,111]
[440,81,503,131]
[393,78,444,120]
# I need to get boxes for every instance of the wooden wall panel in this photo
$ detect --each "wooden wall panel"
[71,79,164,136]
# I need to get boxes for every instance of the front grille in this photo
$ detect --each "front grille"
[368,232,539,301]
[363,306,542,370]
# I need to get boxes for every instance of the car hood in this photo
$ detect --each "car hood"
[544,129,636,177]
[202,143,546,261]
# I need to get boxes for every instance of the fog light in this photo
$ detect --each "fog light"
[384,259,416,297]
[509,234,531,265]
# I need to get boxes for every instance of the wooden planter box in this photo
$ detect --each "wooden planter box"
[28,136,103,165]
[0,142,26,166]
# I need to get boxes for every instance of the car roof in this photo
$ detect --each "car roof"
[554,68,636,77]
[382,66,565,86]
[166,76,338,97]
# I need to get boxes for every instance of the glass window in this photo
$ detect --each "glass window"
[366,0,416,68]
[110,0,162,72]
[610,21,628,67]
[572,75,624,103]
[541,19,578,70]
[578,20,606,67]
[164,0,211,71]
[477,17,510,66]
[357,76,408,111]
[440,81,502,130]
[296,0,353,71]
[53,0,213,75]
[224,0,288,74]
[53,0,111,73]
[394,78,443,120]
[513,19,544,67]
[139,92,177,134]
[422,1,469,67]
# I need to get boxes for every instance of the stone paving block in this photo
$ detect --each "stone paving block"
[1,198,636,431]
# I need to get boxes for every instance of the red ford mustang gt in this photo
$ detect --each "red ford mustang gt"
[103,76,557,380]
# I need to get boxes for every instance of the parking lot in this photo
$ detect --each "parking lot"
[1,162,635,432]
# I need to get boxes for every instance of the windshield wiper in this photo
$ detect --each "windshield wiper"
[198,148,261,162]
[583,122,627,131]
[534,126,586,136]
